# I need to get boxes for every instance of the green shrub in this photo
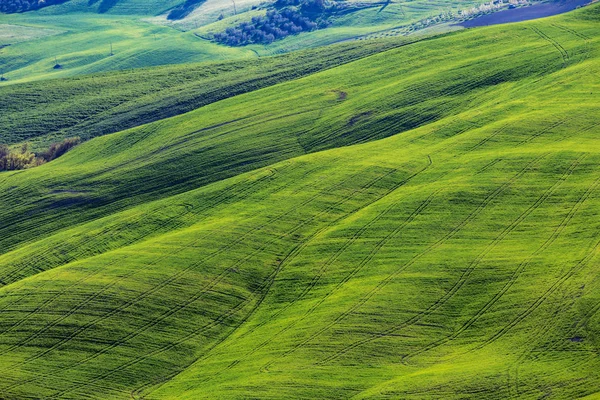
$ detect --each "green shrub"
[0,137,80,171]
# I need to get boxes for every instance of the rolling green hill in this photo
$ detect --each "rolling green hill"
[0,13,255,84]
[1,3,600,400]
[0,36,413,148]
[0,0,538,85]
[0,0,187,15]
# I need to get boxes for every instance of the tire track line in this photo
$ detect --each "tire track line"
[268,155,546,369]
[49,166,418,399]
[132,158,434,398]
[398,154,586,364]
[9,167,400,397]
[530,26,569,67]
[244,185,438,374]
[475,175,600,351]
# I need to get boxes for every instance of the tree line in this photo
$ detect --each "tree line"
[212,0,335,46]
[0,0,69,13]
[0,137,80,171]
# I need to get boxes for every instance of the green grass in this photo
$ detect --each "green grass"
[0,0,530,84]
[11,0,187,15]
[0,36,416,148]
[0,13,255,83]
[185,0,489,55]
[0,23,62,45]
[0,4,600,399]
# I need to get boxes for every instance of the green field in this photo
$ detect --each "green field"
[0,12,255,84]
[0,36,414,148]
[0,0,529,84]
[1,3,600,400]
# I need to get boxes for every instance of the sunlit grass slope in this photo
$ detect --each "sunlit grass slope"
[0,13,254,84]
[1,4,600,399]
[0,37,412,148]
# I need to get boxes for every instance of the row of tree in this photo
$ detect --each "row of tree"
[213,0,334,46]
[0,0,68,13]
[0,137,80,171]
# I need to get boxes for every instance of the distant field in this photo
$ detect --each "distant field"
[0,4,599,399]
[0,36,413,148]
[0,13,254,83]
[0,0,552,83]
[0,23,62,45]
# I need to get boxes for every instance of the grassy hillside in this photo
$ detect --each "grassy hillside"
[0,36,413,148]
[0,0,186,15]
[0,13,256,84]
[0,0,544,84]
[0,3,600,400]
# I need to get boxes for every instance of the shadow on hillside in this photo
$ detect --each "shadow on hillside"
[97,0,119,13]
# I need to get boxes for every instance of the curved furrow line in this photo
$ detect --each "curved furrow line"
[0,268,138,360]
[318,153,579,366]
[265,155,546,369]
[474,174,600,351]
[506,292,575,398]
[465,124,508,153]
[551,23,591,65]
[0,264,108,338]
[253,187,439,374]
[129,175,396,398]
[397,154,586,364]
[482,226,600,350]
[0,204,193,288]
[130,159,433,398]
[259,189,440,372]
[0,171,305,387]
[448,170,600,394]
[8,171,351,390]
[50,248,296,399]
[530,26,569,67]
[235,157,433,344]
[518,118,567,146]
[0,156,281,286]
[467,170,600,355]
[0,164,279,290]
[0,249,242,394]
[5,165,404,395]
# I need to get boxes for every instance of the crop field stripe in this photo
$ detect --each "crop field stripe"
[398,153,586,364]
[92,164,432,395]
[244,185,438,373]
[133,158,433,396]
[530,26,569,67]
[315,153,579,365]
[266,154,546,368]
[0,168,289,373]
[473,173,600,353]
[237,157,432,340]
[0,201,196,287]
[0,268,138,361]
[129,177,401,398]
[462,159,598,356]
[14,166,410,396]
[0,264,108,339]
[2,8,600,398]
[551,23,591,65]
[259,188,441,372]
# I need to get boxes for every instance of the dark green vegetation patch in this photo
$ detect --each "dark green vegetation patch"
[0,0,68,13]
